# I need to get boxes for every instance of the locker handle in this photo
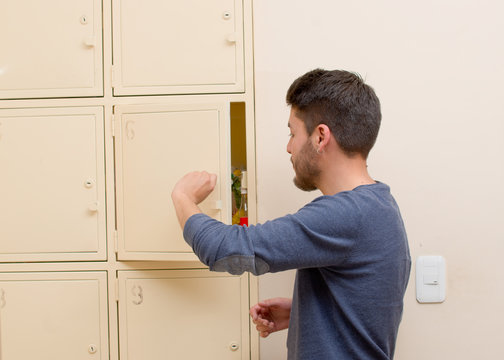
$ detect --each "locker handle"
[88,201,99,212]
[213,200,223,210]
[226,33,237,43]
[83,36,96,47]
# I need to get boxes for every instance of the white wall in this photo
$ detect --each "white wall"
[252,1,504,359]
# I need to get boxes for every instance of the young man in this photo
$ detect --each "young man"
[171,69,411,359]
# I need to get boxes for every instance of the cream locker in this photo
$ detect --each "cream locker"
[117,270,249,360]
[114,103,230,261]
[0,107,106,262]
[112,0,244,95]
[0,0,103,99]
[0,271,109,360]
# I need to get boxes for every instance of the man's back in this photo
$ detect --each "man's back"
[287,183,411,359]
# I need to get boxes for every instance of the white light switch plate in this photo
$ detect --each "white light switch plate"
[416,255,446,303]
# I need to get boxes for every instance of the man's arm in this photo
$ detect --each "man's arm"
[172,171,271,276]
[171,171,217,229]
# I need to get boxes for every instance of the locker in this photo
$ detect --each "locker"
[117,270,249,359]
[0,272,109,360]
[0,0,103,99]
[0,0,257,358]
[0,107,106,262]
[112,0,244,95]
[114,102,230,260]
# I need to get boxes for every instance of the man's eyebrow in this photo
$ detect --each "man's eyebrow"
[288,122,291,128]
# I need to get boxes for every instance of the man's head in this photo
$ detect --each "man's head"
[286,69,381,159]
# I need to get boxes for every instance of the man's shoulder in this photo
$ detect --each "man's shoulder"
[308,182,390,207]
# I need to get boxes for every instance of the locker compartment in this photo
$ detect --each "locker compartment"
[0,107,106,262]
[0,0,103,99]
[117,269,249,360]
[112,0,244,95]
[0,271,109,360]
[114,102,230,261]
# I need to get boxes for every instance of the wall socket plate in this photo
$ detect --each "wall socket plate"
[416,255,446,303]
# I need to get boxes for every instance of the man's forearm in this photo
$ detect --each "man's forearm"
[171,192,202,229]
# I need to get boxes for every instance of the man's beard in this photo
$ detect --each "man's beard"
[292,140,321,192]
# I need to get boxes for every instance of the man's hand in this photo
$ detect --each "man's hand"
[250,297,292,338]
[171,171,217,229]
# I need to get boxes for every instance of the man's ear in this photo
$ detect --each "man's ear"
[314,124,331,153]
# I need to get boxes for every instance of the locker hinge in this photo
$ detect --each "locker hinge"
[111,114,115,137]
[114,230,119,254]
[111,65,118,88]
[115,278,120,303]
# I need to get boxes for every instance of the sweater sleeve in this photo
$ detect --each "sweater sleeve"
[183,194,362,275]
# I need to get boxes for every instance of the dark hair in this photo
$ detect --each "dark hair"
[286,69,381,158]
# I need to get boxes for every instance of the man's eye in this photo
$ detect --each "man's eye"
[288,133,294,138]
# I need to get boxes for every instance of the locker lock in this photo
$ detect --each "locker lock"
[88,344,98,354]
[222,11,232,20]
[84,179,95,188]
[229,342,239,351]
[80,15,89,25]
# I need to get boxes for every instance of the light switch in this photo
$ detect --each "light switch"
[416,255,446,303]
[423,273,439,285]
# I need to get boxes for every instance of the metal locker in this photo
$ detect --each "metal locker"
[0,272,109,360]
[0,0,103,99]
[0,107,106,262]
[114,102,230,261]
[112,0,244,95]
[117,270,248,359]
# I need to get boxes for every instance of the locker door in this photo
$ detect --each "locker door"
[0,0,103,99]
[0,107,106,262]
[114,103,230,261]
[112,0,244,95]
[0,272,109,360]
[118,270,249,360]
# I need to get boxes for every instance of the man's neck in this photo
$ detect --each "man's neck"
[317,156,375,196]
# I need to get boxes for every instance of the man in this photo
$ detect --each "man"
[171,69,411,359]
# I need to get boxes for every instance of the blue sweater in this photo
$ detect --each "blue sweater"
[183,182,411,359]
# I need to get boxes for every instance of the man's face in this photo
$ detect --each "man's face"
[286,109,321,191]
